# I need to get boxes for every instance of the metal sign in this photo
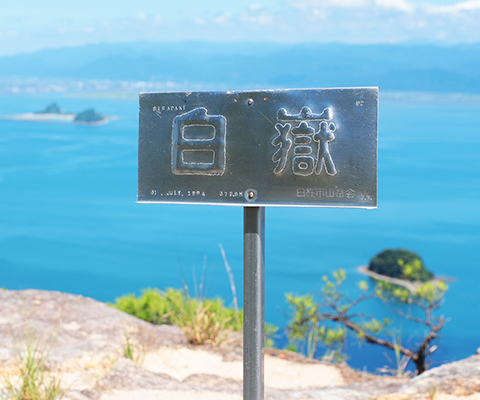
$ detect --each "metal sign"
[138,87,378,208]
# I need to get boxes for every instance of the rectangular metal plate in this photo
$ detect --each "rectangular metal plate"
[138,88,378,208]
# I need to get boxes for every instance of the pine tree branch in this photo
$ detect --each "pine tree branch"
[323,313,418,361]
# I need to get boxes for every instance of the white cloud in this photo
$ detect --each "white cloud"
[424,0,480,13]
[242,13,274,25]
[292,0,480,14]
[3,0,480,56]
[249,3,263,11]
[376,0,414,13]
[416,19,427,28]
[284,0,480,42]
[242,6,275,25]
[437,31,448,39]
[328,0,370,7]
[214,12,233,25]
[290,0,370,9]
[0,30,19,38]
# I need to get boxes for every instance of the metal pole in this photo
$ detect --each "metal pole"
[243,206,265,400]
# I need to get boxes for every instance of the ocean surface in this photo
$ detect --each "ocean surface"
[0,93,479,372]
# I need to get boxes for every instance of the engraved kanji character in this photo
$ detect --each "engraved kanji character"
[314,121,337,176]
[172,107,226,175]
[291,122,315,176]
[272,123,292,174]
[325,189,335,198]
[277,106,332,122]
[297,188,306,197]
[345,189,355,199]
[273,106,337,177]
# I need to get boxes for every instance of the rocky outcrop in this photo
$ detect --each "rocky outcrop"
[398,355,480,398]
[0,289,478,400]
[0,289,185,367]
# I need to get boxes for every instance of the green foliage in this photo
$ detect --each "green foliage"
[264,323,279,349]
[416,281,448,304]
[376,279,448,308]
[285,293,319,358]
[74,108,104,122]
[168,294,241,345]
[112,288,180,325]
[286,268,448,374]
[369,249,434,282]
[112,288,243,345]
[1,330,67,400]
[284,343,298,352]
[123,334,134,360]
[122,333,147,365]
[286,269,372,362]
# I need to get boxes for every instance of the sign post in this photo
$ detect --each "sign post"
[138,87,378,400]
[243,206,265,400]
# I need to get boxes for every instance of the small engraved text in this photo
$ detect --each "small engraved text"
[296,188,356,199]
[153,105,186,112]
[219,191,244,198]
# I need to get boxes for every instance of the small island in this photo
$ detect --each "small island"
[74,108,107,125]
[36,102,65,115]
[358,248,452,292]
[1,102,114,126]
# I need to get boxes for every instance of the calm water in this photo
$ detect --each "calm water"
[0,94,479,371]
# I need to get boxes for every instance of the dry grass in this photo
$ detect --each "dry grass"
[1,330,67,400]
[177,301,233,346]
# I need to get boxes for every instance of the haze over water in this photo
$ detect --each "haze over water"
[0,92,479,371]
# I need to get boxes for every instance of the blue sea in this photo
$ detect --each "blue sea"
[0,93,479,372]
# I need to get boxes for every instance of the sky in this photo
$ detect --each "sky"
[1,0,480,55]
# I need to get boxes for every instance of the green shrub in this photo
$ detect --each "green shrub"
[369,249,433,281]
[112,288,180,325]
[112,288,244,344]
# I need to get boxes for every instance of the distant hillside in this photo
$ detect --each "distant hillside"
[1,41,480,93]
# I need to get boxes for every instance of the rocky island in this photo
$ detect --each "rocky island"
[1,102,114,125]
[73,108,107,125]
[359,248,452,292]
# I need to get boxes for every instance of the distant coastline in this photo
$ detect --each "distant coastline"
[1,102,117,126]
[1,112,116,126]
[357,266,455,293]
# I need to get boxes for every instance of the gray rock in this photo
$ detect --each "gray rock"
[97,358,177,391]
[1,289,478,400]
[399,354,480,395]
[63,390,98,400]
[0,289,187,368]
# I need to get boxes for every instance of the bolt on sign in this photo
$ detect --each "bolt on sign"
[138,88,378,208]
